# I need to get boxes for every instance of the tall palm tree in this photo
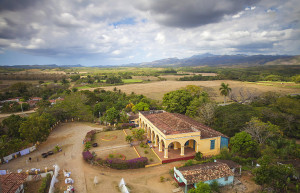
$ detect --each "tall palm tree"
[219,83,231,104]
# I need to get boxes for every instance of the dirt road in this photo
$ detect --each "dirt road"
[0,122,176,193]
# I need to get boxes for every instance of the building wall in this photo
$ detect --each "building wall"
[198,137,221,156]
[194,176,234,187]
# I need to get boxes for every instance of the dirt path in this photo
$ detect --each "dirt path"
[0,109,36,119]
[0,122,177,193]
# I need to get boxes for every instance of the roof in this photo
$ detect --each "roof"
[0,173,27,193]
[216,159,241,169]
[141,111,227,138]
[177,162,234,184]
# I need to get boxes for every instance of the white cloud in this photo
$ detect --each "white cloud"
[0,0,299,65]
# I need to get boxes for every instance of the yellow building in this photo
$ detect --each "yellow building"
[139,111,228,159]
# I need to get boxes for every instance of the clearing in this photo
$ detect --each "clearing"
[85,80,300,102]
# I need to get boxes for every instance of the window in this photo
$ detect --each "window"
[224,176,228,181]
[210,140,215,150]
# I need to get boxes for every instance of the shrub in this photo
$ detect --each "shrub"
[160,176,165,182]
[184,159,194,167]
[150,158,154,162]
[121,123,135,129]
[84,130,96,143]
[144,150,148,154]
[210,180,220,193]
[195,152,203,161]
[82,151,94,161]
[38,173,52,193]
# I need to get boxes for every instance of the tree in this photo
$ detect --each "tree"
[219,82,231,104]
[229,87,259,104]
[253,156,295,192]
[125,135,133,143]
[189,182,212,193]
[19,114,51,143]
[196,102,217,126]
[244,117,281,144]
[230,131,258,157]
[70,74,80,82]
[163,90,193,114]
[61,78,69,85]
[132,128,145,142]
[120,111,129,123]
[105,107,120,124]
[132,102,150,113]
[213,103,258,137]
[2,115,24,138]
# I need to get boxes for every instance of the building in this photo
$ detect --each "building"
[0,173,28,193]
[139,111,229,159]
[174,162,234,192]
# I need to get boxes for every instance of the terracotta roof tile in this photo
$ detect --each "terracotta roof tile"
[142,111,227,138]
[177,162,234,184]
[216,159,241,169]
[0,173,27,193]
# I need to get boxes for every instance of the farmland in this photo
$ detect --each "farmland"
[85,80,300,102]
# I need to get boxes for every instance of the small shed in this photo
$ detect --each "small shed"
[174,162,234,193]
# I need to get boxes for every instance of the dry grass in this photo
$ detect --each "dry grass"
[93,130,127,148]
[85,80,300,102]
[95,146,138,160]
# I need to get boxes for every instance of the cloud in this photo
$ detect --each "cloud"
[0,0,299,66]
[134,0,260,28]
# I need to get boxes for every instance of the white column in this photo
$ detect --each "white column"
[164,147,168,158]
[159,141,162,152]
[180,146,185,156]
[174,142,178,150]
[151,132,154,143]
[154,135,158,147]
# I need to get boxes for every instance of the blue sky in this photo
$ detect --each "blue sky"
[0,0,299,66]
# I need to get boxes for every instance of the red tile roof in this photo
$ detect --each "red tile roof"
[0,173,27,193]
[177,162,234,184]
[141,111,227,138]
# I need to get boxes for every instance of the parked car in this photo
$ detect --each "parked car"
[47,151,54,155]
[42,153,48,158]
[92,143,98,147]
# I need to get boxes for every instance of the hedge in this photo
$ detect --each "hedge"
[82,150,94,160]
[38,173,52,193]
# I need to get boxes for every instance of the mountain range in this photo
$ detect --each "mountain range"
[0,54,299,69]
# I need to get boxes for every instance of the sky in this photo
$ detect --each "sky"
[0,0,299,66]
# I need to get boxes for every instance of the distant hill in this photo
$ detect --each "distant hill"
[265,55,300,65]
[130,54,297,67]
[0,64,83,69]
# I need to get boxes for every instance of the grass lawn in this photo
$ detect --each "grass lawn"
[135,145,161,164]
[95,146,138,160]
[93,130,127,147]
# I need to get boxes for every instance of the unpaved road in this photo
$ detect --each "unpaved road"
[0,122,176,193]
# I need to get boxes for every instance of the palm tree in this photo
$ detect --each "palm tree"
[219,83,231,104]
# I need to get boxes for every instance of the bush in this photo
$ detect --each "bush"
[121,123,135,129]
[210,180,220,193]
[150,158,154,162]
[38,173,52,193]
[106,157,148,169]
[82,151,94,161]
[144,150,148,154]
[195,152,203,161]
[160,176,165,182]
[84,130,96,143]
[184,159,194,167]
